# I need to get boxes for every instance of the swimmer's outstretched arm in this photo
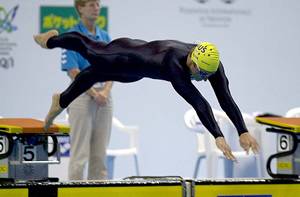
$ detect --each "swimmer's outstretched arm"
[172,78,236,161]
[166,57,236,161]
[209,62,259,154]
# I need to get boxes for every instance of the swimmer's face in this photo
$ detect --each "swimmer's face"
[188,57,213,81]
[191,62,214,81]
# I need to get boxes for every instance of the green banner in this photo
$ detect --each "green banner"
[40,6,108,33]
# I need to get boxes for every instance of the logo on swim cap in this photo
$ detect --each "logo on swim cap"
[191,42,220,73]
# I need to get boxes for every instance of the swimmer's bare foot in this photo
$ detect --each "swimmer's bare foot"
[44,93,63,132]
[33,29,58,49]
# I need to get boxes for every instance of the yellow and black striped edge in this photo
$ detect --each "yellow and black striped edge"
[0,124,23,134]
[0,188,27,197]
[0,124,69,134]
[194,179,300,197]
[55,124,70,134]
[0,179,185,197]
[255,117,300,133]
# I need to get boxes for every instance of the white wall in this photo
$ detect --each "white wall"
[0,0,299,179]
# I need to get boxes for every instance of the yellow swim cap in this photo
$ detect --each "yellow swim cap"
[191,42,220,73]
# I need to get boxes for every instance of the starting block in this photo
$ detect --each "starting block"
[0,118,69,182]
[256,116,300,179]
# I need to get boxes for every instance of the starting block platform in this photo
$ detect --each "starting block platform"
[256,116,300,179]
[0,118,69,181]
[0,118,69,134]
[1,177,300,197]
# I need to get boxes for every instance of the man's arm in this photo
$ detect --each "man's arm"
[169,66,236,160]
[161,48,236,160]
[171,72,223,138]
[209,62,259,154]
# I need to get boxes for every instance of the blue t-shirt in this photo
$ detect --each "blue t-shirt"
[61,21,111,74]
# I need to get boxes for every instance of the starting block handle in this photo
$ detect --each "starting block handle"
[266,127,300,179]
[47,135,58,157]
[0,132,14,160]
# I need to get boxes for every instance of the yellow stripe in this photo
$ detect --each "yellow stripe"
[55,124,70,134]
[195,184,300,197]
[277,161,292,170]
[0,124,70,134]
[0,164,8,174]
[255,117,300,133]
[58,185,182,197]
[0,124,22,134]
[0,189,28,197]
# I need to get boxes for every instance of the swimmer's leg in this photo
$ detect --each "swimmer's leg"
[34,30,106,60]
[44,65,142,131]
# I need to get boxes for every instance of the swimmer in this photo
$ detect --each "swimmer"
[34,30,259,160]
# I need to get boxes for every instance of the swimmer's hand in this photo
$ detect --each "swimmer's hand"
[239,132,260,154]
[215,137,237,162]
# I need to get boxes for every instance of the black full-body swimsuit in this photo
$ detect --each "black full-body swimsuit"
[47,32,247,138]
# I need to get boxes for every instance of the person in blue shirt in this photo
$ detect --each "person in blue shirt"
[61,0,113,180]
[34,31,259,162]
